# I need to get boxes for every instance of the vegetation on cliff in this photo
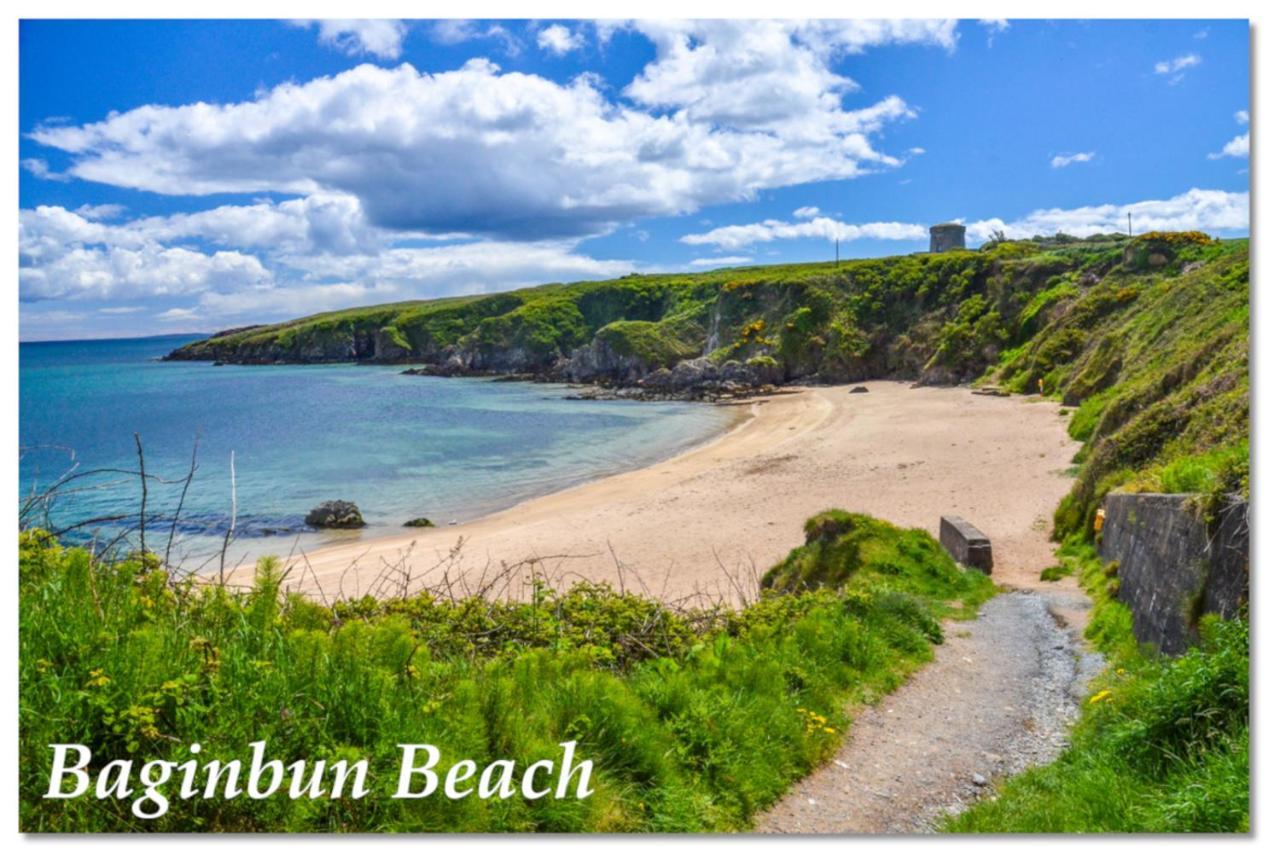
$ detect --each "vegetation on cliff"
[20,516,991,832]
[27,232,1251,833]
[164,242,1086,386]
[171,232,1250,525]
[945,232,1250,833]
[987,233,1249,537]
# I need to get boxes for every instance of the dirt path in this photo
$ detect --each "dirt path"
[757,587,1100,834]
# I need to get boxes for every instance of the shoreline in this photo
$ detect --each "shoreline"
[232,381,1080,608]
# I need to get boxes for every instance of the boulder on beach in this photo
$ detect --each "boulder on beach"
[403,517,435,528]
[304,500,366,529]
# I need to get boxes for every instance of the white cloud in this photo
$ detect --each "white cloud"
[1050,151,1094,169]
[429,20,522,56]
[1154,53,1201,80]
[690,256,752,268]
[622,19,952,139]
[20,242,271,304]
[537,24,583,56]
[680,216,926,250]
[290,19,407,60]
[75,203,126,220]
[19,196,636,330]
[28,45,941,242]
[21,158,65,181]
[965,188,1248,240]
[792,206,821,219]
[1209,133,1249,160]
[1235,110,1249,125]
[979,19,1009,47]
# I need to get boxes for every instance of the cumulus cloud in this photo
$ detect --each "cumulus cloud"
[1209,134,1249,160]
[19,196,636,330]
[965,188,1248,241]
[18,20,975,337]
[537,24,583,55]
[290,19,407,60]
[623,19,952,136]
[1235,109,1249,125]
[1050,151,1094,169]
[24,49,936,241]
[792,206,821,219]
[680,216,926,250]
[683,188,1248,254]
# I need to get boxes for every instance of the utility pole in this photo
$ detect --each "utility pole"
[835,238,840,264]
[1128,212,1132,237]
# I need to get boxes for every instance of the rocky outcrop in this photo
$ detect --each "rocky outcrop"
[567,337,653,384]
[304,500,366,529]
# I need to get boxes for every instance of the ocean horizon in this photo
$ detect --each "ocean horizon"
[18,334,734,565]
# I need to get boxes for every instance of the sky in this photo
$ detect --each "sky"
[18,18,1251,341]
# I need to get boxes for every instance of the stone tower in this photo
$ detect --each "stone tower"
[929,223,966,253]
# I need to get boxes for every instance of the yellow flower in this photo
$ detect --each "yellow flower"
[1089,689,1113,705]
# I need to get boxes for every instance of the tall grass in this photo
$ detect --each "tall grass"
[945,542,1249,833]
[20,512,992,832]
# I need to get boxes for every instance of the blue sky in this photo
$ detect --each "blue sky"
[19,18,1251,340]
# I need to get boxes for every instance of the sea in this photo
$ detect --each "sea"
[18,335,734,565]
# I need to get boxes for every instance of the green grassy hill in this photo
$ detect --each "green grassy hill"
[31,232,1249,832]
[171,232,1250,538]
[166,236,1129,386]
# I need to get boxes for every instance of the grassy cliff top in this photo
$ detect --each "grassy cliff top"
[170,232,1249,538]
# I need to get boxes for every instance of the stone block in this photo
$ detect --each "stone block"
[939,515,993,573]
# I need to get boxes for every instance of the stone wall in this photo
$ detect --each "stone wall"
[1098,493,1249,655]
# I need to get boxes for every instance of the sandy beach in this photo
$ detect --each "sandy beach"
[241,381,1079,605]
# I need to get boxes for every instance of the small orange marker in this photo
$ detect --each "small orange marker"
[1094,507,1106,534]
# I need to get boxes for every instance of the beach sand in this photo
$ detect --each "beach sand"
[244,381,1078,605]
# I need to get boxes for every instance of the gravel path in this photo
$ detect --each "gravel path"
[756,589,1101,834]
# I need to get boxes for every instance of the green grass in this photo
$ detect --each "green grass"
[991,235,1249,538]
[944,540,1249,833]
[944,231,1250,834]
[31,232,1254,833]
[165,240,1091,385]
[20,512,993,832]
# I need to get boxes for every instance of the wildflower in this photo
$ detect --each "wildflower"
[87,669,111,687]
[1089,689,1113,705]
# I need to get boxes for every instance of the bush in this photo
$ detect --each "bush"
[19,517,992,833]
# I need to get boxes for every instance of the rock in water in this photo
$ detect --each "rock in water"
[305,500,365,529]
[402,517,435,528]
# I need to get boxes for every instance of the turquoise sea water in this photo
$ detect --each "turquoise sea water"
[19,335,733,563]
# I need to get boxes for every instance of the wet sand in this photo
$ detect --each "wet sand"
[239,381,1078,606]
